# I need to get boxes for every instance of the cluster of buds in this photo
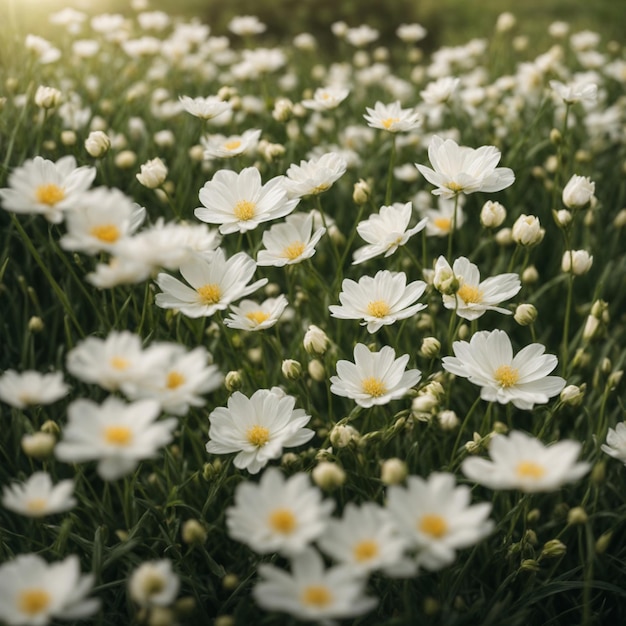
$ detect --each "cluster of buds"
[583,299,609,342]
[411,380,444,422]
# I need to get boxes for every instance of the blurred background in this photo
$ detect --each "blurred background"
[3,0,624,54]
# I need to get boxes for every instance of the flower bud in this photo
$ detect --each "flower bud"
[520,559,540,572]
[281,452,299,467]
[567,506,588,525]
[412,393,438,414]
[582,315,600,342]
[60,130,77,146]
[514,303,537,326]
[549,128,562,145]
[148,607,175,626]
[137,157,168,189]
[560,384,584,406]
[613,208,626,228]
[84,130,111,157]
[494,227,513,246]
[380,457,407,485]
[608,370,623,390]
[281,359,302,380]
[181,519,207,546]
[28,316,44,332]
[433,258,459,295]
[541,539,567,559]
[221,574,239,591]
[480,200,506,228]
[562,174,595,209]
[419,337,441,358]
[115,150,137,169]
[312,461,346,490]
[303,325,329,356]
[214,617,235,626]
[224,370,243,392]
[307,358,325,382]
[590,299,608,319]
[512,214,543,246]
[595,531,612,554]
[561,249,593,275]
[35,85,61,109]
[522,265,539,284]
[572,348,590,369]
[438,409,459,431]
[21,432,56,459]
[591,461,605,485]
[554,209,572,227]
[329,424,359,448]
[527,508,541,524]
[352,178,371,205]
[272,97,293,122]
[496,11,516,32]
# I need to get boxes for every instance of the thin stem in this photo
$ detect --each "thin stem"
[447,193,460,260]
[385,134,397,205]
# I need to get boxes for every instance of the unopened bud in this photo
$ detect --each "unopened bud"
[21,432,56,459]
[303,325,329,355]
[613,208,626,228]
[380,457,407,485]
[520,559,540,572]
[281,452,299,467]
[608,370,623,390]
[591,462,605,485]
[494,227,513,246]
[582,316,600,342]
[554,209,572,227]
[560,384,584,406]
[480,200,506,228]
[60,130,76,146]
[308,359,326,382]
[115,150,137,169]
[312,461,346,490]
[595,531,612,554]
[527,508,541,524]
[329,424,359,448]
[136,157,168,189]
[28,316,44,332]
[222,574,239,591]
[514,303,537,326]
[549,128,562,145]
[352,179,371,205]
[512,214,544,246]
[35,85,62,109]
[561,249,593,275]
[419,336,441,358]
[522,265,539,284]
[567,506,588,525]
[181,519,207,545]
[272,97,293,122]
[224,370,243,392]
[84,130,111,158]
[590,299,608,319]
[281,359,302,380]
[437,409,459,431]
[600,357,612,375]
[541,539,567,558]
[214,617,235,626]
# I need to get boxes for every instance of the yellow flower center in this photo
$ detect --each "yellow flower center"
[233,199,255,221]
[494,365,520,388]
[433,217,452,232]
[268,508,297,534]
[362,376,387,397]
[418,514,448,538]
[224,139,242,151]
[353,539,379,562]
[26,498,48,513]
[246,310,270,325]
[142,573,166,596]
[447,182,464,193]
[310,183,330,194]
[90,224,121,243]
[197,283,222,304]
[246,424,270,446]
[366,300,390,318]
[516,460,545,479]
[381,117,399,129]
[110,356,130,370]
[166,371,185,389]
[104,425,133,446]
[301,585,333,608]
[35,183,65,206]
[457,284,483,304]
[282,241,306,260]
[18,589,51,616]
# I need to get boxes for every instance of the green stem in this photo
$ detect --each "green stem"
[385,134,397,205]
[446,193,460,260]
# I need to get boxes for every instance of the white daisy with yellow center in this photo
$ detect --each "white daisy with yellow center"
[1,471,76,518]
[201,128,261,159]
[363,100,422,133]
[330,343,421,408]
[281,152,347,199]
[224,294,289,331]
[462,431,590,492]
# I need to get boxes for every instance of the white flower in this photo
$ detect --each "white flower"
[562,174,595,209]
[256,212,326,267]
[549,79,598,104]
[121,345,223,415]
[318,502,415,577]
[480,200,506,228]
[59,187,145,255]
[195,167,298,235]
[86,256,153,289]
[55,396,176,481]
[228,15,266,36]
[84,131,110,158]
[601,423,626,464]
[438,256,521,320]
[416,135,515,199]
[301,86,349,111]
[0,370,69,408]
[418,194,466,237]
[420,77,459,104]
[386,472,493,571]
[0,155,95,223]
[34,86,62,109]
[128,560,180,608]
[282,152,347,198]
[442,329,566,410]
[201,129,261,159]
[178,95,231,120]
[2,472,75,517]
[253,548,377,621]
[227,468,333,555]
[363,101,422,133]
[330,343,421,408]
[511,214,544,246]
[224,295,288,331]
[462,431,590,492]
[345,24,379,46]
[329,270,427,333]
[352,202,428,265]
[561,249,593,275]
[0,554,99,625]
[396,23,427,43]
[155,249,267,318]
[206,389,314,474]
[136,157,167,189]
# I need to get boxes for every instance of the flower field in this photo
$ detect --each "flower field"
[0,4,625,625]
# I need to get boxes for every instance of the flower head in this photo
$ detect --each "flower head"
[302,86,350,111]
[0,370,69,409]
[562,174,595,209]
[224,295,289,331]
[201,129,261,159]
[2,472,76,518]
[601,422,626,465]
[128,560,180,608]
[363,101,422,133]
[179,95,231,120]
[282,152,347,199]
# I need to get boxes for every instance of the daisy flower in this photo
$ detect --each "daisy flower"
[301,86,350,111]
[330,343,421,408]
[462,431,590,492]
[442,329,566,410]
[436,256,521,320]
[2,472,76,518]
[59,187,146,255]
[55,397,176,481]
[226,468,334,555]
[155,249,268,319]
[224,295,289,331]
[601,422,626,465]
[206,389,314,474]
[201,129,261,159]
[329,270,427,333]
[256,213,326,267]
[0,155,95,223]
[317,502,415,577]
[282,152,347,199]
[386,472,493,571]
[352,202,428,265]
[178,95,231,120]
[0,370,69,409]
[363,100,422,133]
[415,193,466,237]
[228,15,266,36]
[416,135,515,199]
[0,554,100,625]
[86,256,153,289]
[195,167,299,235]
[420,77,460,105]
[253,548,377,622]
[128,560,180,608]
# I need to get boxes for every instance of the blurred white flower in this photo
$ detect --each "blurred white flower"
[601,423,626,465]
[462,431,590,492]
[396,23,427,43]
[345,24,379,47]
[282,152,347,198]
[301,86,349,111]
[420,76,459,105]
[136,157,167,189]
[224,295,289,331]
[201,129,261,159]
[0,370,69,409]
[2,472,75,517]
[363,100,422,133]
[561,249,593,275]
[34,86,61,109]
[549,79,597,104]
[179,95,231,120]
[128,560,180,608]
[418,194,466,237]
[562,174,595,209]
[228,15,266,36]
[206,389,314,474]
